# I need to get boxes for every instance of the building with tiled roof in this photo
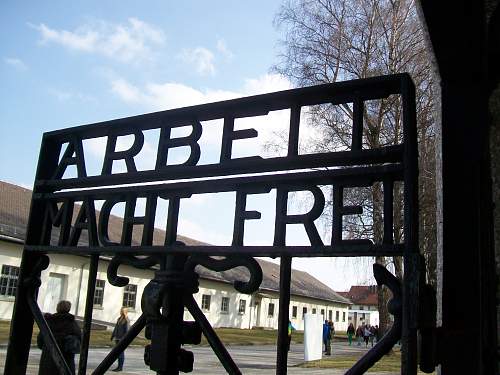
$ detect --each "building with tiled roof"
[0,180,350,330]
[338,285,379,327]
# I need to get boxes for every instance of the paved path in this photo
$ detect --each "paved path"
[0,342,396,374]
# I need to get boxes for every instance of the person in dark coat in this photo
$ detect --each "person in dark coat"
[347,323,355,346]
[110,307,130,372]
[37,300,81,375]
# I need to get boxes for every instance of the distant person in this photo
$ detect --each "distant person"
[37,300,81,375]
[363,324,372,347]
[287,320,295,351]
[327,321,335,355]
[347,323,355,346]
[369,325,377,347]
[111,307,130,372]
[355,324,364,346]
[374,325,380,343]
[322,320,331,355]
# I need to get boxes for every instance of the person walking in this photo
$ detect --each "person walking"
[287,320,295,351]
[363,324,372,347]
[37,300,81,375]
[347,323,355,346]
[369,325,377,347]
[322,320,331,355]
[373,325,380,343]
[111,307,130,372]
[355,324,364,346]
[326,321,335,355]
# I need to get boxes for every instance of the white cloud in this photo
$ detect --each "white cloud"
[111,78,143,103]
[111,73,291,110]
[4,57,28,71]
[47,88,95,102]
[31,18,165,63]
[111,78,237,110]
[109,74,296,155]
[178,47,215,76]
[216,39,233,60]
[178,218,232,245]
[243,73,292,95]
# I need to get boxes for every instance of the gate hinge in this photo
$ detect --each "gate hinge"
[418,283,442,373]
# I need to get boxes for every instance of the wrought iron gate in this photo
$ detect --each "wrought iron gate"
[4,73,434,375]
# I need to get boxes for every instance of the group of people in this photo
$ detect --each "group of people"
[322,320,335,355]
[346,322,379,347]
[37,301,129,374]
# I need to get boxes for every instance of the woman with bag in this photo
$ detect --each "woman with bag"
[111,307,130,372]
[37,300,81,375]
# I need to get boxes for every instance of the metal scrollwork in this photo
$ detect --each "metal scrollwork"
[107,254,161,286]
[184,255,263,294]
[345,263,402,375]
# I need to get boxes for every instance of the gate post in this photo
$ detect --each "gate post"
[5,136,61,374]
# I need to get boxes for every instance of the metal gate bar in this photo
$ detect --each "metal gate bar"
[78,253,99,375]
[276,256,292,374]
[5,73,419,375]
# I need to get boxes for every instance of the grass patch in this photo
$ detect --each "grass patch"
[200,328,303,346]
[298,350,435,374]
[0,320,303,347]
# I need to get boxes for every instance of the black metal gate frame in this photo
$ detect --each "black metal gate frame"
[4,73,420,375]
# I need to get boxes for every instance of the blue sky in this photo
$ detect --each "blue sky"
[0,1,372,291]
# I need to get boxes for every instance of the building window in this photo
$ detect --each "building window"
[302,307,307,318]
[239,299,246,314]
[94,279,105,307]
[343,311,346,322]
[359,306,364,310]
[312,308,316,314]
[268,303,275,317]
[221,297,229,313]
[0,265,19,297]
[201,294,211,311]
[122,284,137,309]
[335,310,340,322]
[328,310,333,321]
[321,309,325,317]
[292,306,297,318]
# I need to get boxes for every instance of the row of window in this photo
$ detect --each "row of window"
[0,266,138,310]
[201,294,345,322]
[291,305,346,322]
[0,265,347,322]
[93,279,137,309]
[201,295,248,314]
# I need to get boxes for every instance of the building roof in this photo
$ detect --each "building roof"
[0,180,350,305]
[339,285,378,306]
[197,259,350,305]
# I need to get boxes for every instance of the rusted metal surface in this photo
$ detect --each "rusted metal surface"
[5,73,420,375]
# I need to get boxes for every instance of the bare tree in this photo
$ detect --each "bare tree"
[273,0,437,335]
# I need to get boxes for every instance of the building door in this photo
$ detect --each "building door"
[254,301,260,327]
[42,273,66,313]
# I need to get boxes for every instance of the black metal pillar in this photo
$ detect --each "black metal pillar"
[276,256,292,375]
[5,136,61,374]
[78,254,99,375]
